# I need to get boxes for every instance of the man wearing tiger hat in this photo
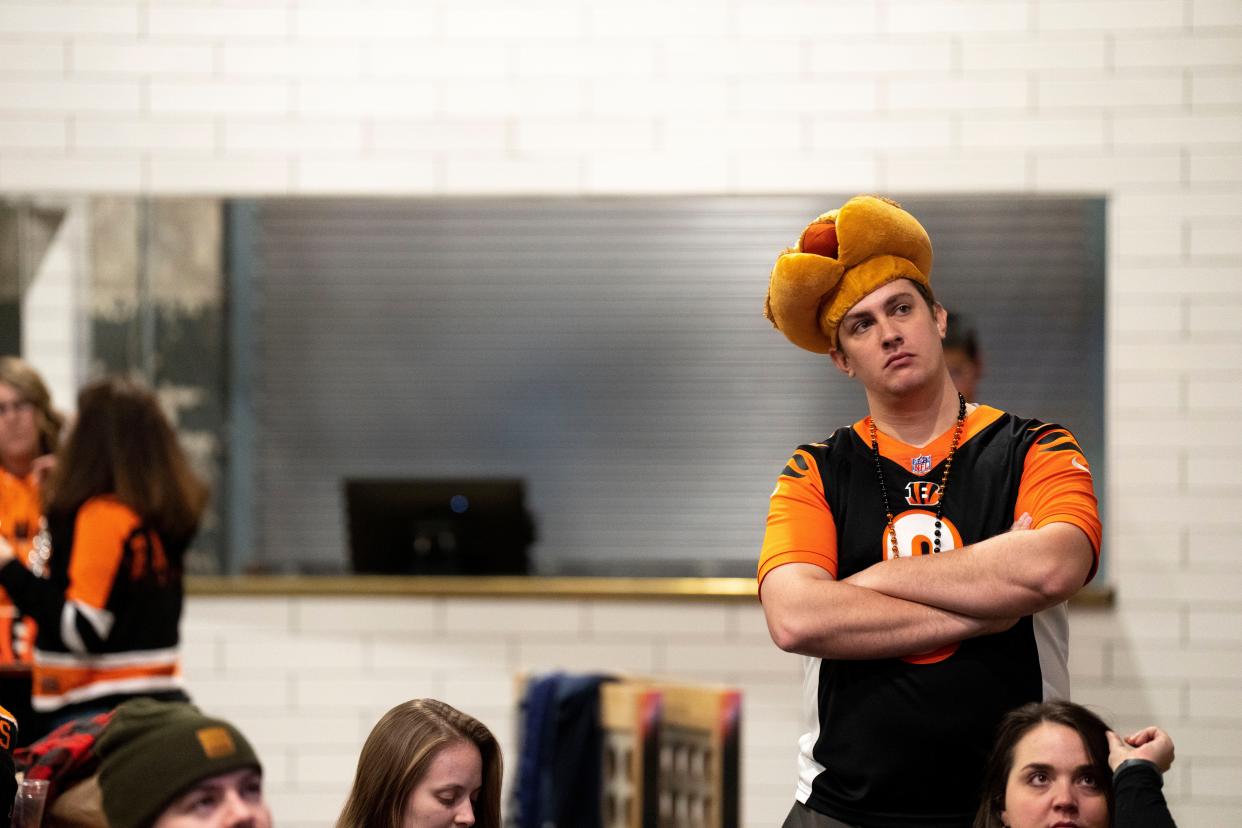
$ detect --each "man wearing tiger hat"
[758,196,1101,827]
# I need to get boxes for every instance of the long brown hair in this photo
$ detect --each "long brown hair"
[44,377,207,542]
[337,698,502,828]
[973,700,1115,828]
[0,355,64,457]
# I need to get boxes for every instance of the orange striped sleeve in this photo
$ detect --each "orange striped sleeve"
[758,448,838,588]
[66,497,141,610]
[1015,429,1102,583]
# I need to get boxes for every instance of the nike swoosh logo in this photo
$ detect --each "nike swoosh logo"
[1072,458,1090,474]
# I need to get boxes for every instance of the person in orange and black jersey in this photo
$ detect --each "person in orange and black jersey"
[0,703,17,820]
[0,377,208,739]
[759,196,1101,828]
[0,356,64,744]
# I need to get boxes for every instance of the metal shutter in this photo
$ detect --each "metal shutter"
[247,195,1103,575]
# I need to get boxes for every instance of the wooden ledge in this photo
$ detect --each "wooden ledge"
[186,575,760,601]
[186,575,1115,606]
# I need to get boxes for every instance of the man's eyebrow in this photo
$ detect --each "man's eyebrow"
[843,292,919,324]
[841,306,874,324]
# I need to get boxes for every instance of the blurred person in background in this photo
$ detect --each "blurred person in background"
[0,356,64,743]
[337,698,502,828]
[973,700,1177,828]
[942,312,983,403]
[0,377,207,739]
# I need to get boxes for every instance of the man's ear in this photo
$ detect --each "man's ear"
[829,348,854,378]
[934,303,948,339]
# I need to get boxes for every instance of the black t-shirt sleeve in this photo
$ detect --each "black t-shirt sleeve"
[1114,760,1177,828]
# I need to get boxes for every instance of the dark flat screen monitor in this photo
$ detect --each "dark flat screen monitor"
[345,478,535,575]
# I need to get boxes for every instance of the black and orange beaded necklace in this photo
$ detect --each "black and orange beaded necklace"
[867,392,967,560]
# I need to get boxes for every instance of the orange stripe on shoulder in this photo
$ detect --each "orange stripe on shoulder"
[67,496,144,609]
[760,447,837,584]
[76,495,142,535]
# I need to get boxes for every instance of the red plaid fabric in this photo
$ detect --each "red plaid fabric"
[15,710,114,800]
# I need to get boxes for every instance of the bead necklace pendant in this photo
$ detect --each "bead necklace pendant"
[871,392,967,559]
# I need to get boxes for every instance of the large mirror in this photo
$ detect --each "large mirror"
[4,195,1105,577]
[2,197,227,573]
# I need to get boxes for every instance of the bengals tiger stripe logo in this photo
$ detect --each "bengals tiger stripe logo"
[1030,425,1085,457]
[1035,429,1082,452]
[1031,425,1092,475]
[781,452,810,479]
[905,481,941,505]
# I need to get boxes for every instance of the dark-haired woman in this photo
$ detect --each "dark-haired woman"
[974,700,1176,828]
[0,377,207,735]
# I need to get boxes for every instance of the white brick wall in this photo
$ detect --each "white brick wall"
[20,199,85,410]
[5,0,1241,823]
[182,595,805,828]
[184,592,1238,827]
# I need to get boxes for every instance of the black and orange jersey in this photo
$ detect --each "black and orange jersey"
[0,701,15,807]
[0,702,16,749]
[0,495,187,713]
[0,467,42,665]
[758,405,1101,828]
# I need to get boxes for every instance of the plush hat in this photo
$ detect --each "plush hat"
[764,195,934,353]
[97,699,261,828]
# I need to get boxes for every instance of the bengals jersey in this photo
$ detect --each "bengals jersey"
[0,467,41,665]
[758,405,1101,828]
[0,495,188,714]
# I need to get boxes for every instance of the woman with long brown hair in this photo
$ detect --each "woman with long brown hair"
[0,356,63,603]
[338,698,503,828]
[0,376,207,734]
[0,356,64,739]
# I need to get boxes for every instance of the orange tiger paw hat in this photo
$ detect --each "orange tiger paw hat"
[764,195,934,353]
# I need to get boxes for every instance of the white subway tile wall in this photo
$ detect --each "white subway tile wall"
[182,596,809,828]
[5,0,1240,823]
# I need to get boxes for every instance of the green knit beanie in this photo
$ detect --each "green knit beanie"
[97,699,261,828]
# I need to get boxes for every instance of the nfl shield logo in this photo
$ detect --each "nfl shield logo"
[911,454,932,475]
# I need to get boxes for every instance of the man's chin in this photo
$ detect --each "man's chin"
[878,373,935,399]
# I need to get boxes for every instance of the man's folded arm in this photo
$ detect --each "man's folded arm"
[760,562,1015,660]
[844,522,1094,619]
